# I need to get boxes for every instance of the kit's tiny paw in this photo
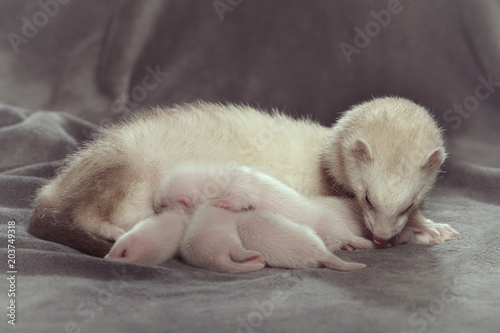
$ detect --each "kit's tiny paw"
[213,199,235,211]
[214,198,253,212]
[343,244,354,251]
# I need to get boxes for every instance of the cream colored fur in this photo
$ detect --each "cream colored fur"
[29,97,459,259]
[323,97,459,243]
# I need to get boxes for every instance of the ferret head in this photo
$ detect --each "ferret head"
[346,139,446,243]
[324,97,447,243]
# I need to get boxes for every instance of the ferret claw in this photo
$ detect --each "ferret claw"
[213,199,234,211]
[397,221,460,245]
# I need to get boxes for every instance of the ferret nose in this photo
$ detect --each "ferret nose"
[373,235,390,244]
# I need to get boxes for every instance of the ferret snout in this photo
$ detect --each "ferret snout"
[372,227,395,243]
[372,235,390,244]
[371,216,399,244]
[361,210,392,242]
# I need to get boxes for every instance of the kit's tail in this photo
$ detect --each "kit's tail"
[319,253,366,271]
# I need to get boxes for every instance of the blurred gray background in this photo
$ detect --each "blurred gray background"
[1,0,499,167]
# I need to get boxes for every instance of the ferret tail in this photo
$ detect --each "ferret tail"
[215,249,266,273]
[320,254,366,271]
[28,205,113,258]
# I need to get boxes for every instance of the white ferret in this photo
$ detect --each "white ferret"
[106,163,371,271]
[104,210,189,265]
[106,199,366,272]
[29,97,459,257]
[154,163,377,253]
[181,201,366,273]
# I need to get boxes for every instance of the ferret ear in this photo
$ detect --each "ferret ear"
[352,139,373,163]
[177,196,192,209]
[421,148,445,171]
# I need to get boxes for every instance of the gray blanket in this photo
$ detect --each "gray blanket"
[1,1,499,332]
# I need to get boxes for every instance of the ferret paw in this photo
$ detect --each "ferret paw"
[343,244,355,251]
[213,199,234,210]
[429,223,460,242]
[230,249,266,266]
[397,222,460,245]
[343,239,391,251]
[213,199,253,212]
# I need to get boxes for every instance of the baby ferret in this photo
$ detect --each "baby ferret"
[181,200,366,273]
[154,163,378,253]
[104,210,188,265]
[107,163,370,271]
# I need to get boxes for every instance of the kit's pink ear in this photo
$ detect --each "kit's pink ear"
[421,148,445,172]
[352,139,373,163]
[177,196,191,209]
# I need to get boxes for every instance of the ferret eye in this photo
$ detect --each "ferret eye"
[402,203,414,214]
[364,193,373,207]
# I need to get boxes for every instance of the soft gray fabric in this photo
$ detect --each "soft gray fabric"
[0,1,499,332]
